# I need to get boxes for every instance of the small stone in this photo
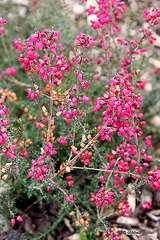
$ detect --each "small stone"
[47,235,55,240]
[141,189,153,203]
[63,233,81,240]
[138,235,152,240]
[49,200,59,215]
[150,115,160,127]
[0,214,10,233]
[117,216,139,226]
[153,191,160,207]
[36,215,49,232]
[119,233,131,240]
[24,216,35,235]
[73,4,85,16]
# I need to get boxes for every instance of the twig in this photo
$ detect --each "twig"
[48,178,81,216]
[4,76,31,87]
[47,77,53,143]
[53,121,108,178]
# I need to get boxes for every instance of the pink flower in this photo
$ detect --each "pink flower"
[84,159,91,164]
[0,18,7,25]
[100,176,104,183]
[17,216,23,222]
[66,196,70,202]
[140,48,147,53]
[76,32,95,49]
[80,81,89,88]
[142,201,152,209]
[81,96,91,102]
[130,40,137,45]
[66,176,72,180]
[27,171,33,178]
[0,26,4,35]
[69,194,73,201]
[78,74,83,81]
[72,84,78,91]
[126,49,131,55]
[67,180,74,186]
[47,186,51,191]
[11,218,15,226]
[140,121,146,126]
[66,194,74,202]
[134,50,140,55]
[36,122,40,128]
[35,42,43,50]
[5,67,17,75]
[57,136,67,144]
[57,43,63,48]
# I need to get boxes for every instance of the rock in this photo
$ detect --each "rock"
[0,230,25,240]
[138,235,152,240]
[146,209,160,221]
[0,214,10,233]
[36,214,50,232]
[63,233,81,240]
[47,235,55,240]
[117,216,139,226]
[119,232,131,240]
[150,115,160,127]
[64,218,74,232]
[23,216,35,235]
[49,200,59,215]
[128,183,136,213]
[153,191,160,208]
[147,220,159,228]
[12,0,29,5]
[73,4,85,16]
[141,189,153,203]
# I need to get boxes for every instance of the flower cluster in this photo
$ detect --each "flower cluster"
[76,32,95,49]
[12,38,26,51]
[0,98,16,159]
[90,188,114,207]
[144,8,160,26]
[66,194,74,202]
[86,0,127,32]
[0,17,7,35]
[147,170,160,190]
[141,201,152,209]
[18,29,69,86]
[5,67,17,75]
[103,227,119,240]
[117,200,131,216]
[27,158,49,182]
[27,142,57,181]
[11,216,23,226]
[25,84,40,99]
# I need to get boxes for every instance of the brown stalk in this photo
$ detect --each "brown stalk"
[53,121,108,178]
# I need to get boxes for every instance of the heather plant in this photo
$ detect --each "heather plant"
[0,0,160,239]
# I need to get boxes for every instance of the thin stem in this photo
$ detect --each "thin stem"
[99,158,119,217]
[37,99,44,121]
[131,115,140,163]
[46,77,53,143]
[72,166,147,179]
[96,206,109,231]
[53,121,108,178]
[1,34,9,55]
[30,72,44,121]
[48,178,81,216]
[67,123,76,163]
